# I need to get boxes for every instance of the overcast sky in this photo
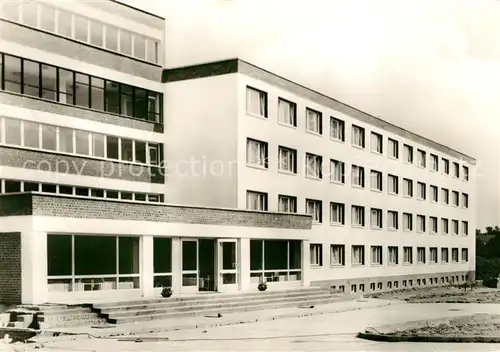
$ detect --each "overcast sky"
[125,0,500,230]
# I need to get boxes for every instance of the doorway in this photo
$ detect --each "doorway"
[198,239,216,291]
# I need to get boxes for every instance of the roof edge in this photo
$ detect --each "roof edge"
[111,0,165,20]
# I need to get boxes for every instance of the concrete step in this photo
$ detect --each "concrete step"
[39,317,107,330]
[111,296,346,324]
[38,307,94,316]
[39,312,104,323]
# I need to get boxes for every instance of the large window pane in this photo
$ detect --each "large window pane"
[105,25,118,51]
[21,1,38,27]
[154,238,172,273]
[58,127,73,153]
[135,141,146,163]
[57,10,72,37]
[75,73,90,108]
[47,235,72,276]
[23,120,40,148]
[1,2,21,21]
[120,85,134,117]
[58,69,74,104]
[133,35,146,60]
[182,241,197,271]
[74,15,88,42]
[120,30,132,56]
[105,81,120,113]
[75,130,89,155]
[89,20,103,46]
[90,77,104,110]
[106,136,119,159]
[146,39,159,63]
[121,138,133,162]
[23,60,40,97]
[5,118,21,145]
[289,240,302,269]
[75,236,116,275]
[264,240,287,270]
[135,88,148,120]
[119,237,139,274]
[41,64,57,101]
[148,92,160,122]
[41,124,57,151]
[4,180,21,193]
[91,133,105,157]
[250,240,263,271]
[40,5,55,32]
[4,55,22,93]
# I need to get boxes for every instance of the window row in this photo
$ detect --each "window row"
[246,86,470,182]
[0,2,160,64]
[310,244,469,267]
[247,139,469,208]
[0,117,163,166]
[247,192,470,235]
[0,178,164,202]
[0,53,163,123]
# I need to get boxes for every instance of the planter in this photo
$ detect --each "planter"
[258,282,267,291]
[161,287,172,298]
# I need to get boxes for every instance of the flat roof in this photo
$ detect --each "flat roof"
[163,58,475,164]
[111,0,165,20]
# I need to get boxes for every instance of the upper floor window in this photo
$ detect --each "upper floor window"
[452,220,459,235]
[370,208,382,229]
[330,245,345,266]
[278,146,297,174]
[352,246,365,265]
[388,138,399,159]
[417,182,426,200]
[430,185,438,202]
[430,247,438,263]
[388,174,399,194]
[417,247,426,264]
[278,195,297,213]
[451,248,459,262]
[310,244,323,266]
[462,221,469,236]
[403,144,413,163]
[306,108,322,135]
[306,199,322,223]
[417,149,426,168]
[388,211,398,230]
[370,170,382,191]
[430,154,439,171]
[246,138,268,169]
[330,117,345,141]
[441,218,449,234]
[330,202,345,225]
[453,162,460,178]
[416,215,426,233]
[306,153,322,179]
[403,247,413,264]
[370,132,383,154]
[441,248,449,263]
[430,216,438,234]
[403,178,413,197]
[278,98,297,127]
[246,87,267,117]
[352,125,365,148]
[441,188,449,204]
[462,193,469,208]
[462,248,469,262]
[246,190,268,211]
[330,159,345,184]
[351,165,365,187]
[352,205,365,227]
[463,166,469,181]
[371,246,383,265]
[452,191,459,206]
[442,158,450,174]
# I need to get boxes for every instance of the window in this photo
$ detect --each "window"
[430,248,438,263]
[370,208,382,229]
[306,108,322,134]
[388,247,398,265]
[352,246,365,265]
[403,247,413,264]
[451,248,459,262]
[278,98,297,126]
[371,132,382,154]
[310,244,322,266]
[146,39,159,64]
[41,64,57,101]
[388,211,398,230]
[403,213,413,231]
[430,185,438,202]
[90,20,104,46]
[277,146,297,174]
[351,206,365,227]
[23,59,40,97]
[246,191,268,211]
[463,166,469,181]
[370,170,382,191]
[388,138,399,159]
[246,87,267,117]
[246,138,268,168]
[278,195,297,213]
[453,162,460,178]
[452,191,459,206]
[430,217,438,234]
[330,202,345,225]
[329,159,345,183]
[371,246,382,265]
[416,215,426,233]
[441,218,449,234]
[430,154,438,171]
[134,141,147,164]
[120,30,133,56]
[1,2,20,21]
[330,245,345,266]
[330,117,345,141]
[403,178,413,197]
[120,138,133,162]
[452,220,459,235]
[403,144,413,163]
[441,188,449,204]
[58,69,74,104]
[388,174,399,194]
[58,127,74,153]
[462,193,469,208]
[306,199,322,223]
[441,248,449,263]
[461,248,468,262]
[41,124,57,151]
[417,182,426,200]
[21,1,38,27]
[74,73,90,108]
[417,247,426,264]
[90,133,105,158]
[351,165,365,187]
[105,135,119,159]
[306,153,322,179]
[134,35,146,61]
[352,125,365,148]
[4,180,21,193]
[442,158,450,174]
[462,221,469,236]
[23,121,39,148]
[74,15,89,42]
[417,149,426,168]
[4,55,22,93]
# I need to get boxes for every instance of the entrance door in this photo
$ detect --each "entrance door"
[181,239,198,293]
[217,239,238,292]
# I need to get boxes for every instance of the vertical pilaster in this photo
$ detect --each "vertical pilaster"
[301,239,311,287]
[140,235,154,298]
[239,238,250,291]
[171,237,182,293]
[21,231,48,304]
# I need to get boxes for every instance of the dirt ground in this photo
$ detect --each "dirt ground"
[368,286,500,303]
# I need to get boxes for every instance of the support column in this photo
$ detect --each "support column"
[171,237,182,294]
[140,235,154,298]
[301,240,311,288]
[239,238,250,291]
[21,231,48,304]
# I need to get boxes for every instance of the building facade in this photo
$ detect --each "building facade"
[0,1,475,305]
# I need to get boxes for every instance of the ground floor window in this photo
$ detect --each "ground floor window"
[153,237,172,288]
[250,240,302,284]
[47,234,139,293]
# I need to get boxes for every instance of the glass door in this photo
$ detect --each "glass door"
[181,239,198,293]
[217,239,238,292]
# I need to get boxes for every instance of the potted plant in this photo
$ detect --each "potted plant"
[161,286,173,298]
[258,281,267,291]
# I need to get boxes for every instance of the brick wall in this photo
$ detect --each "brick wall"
[0,146,165,184]
[0,233,22,304]
[0,92,163,133]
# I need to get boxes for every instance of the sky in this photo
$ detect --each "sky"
[123,0,500,230]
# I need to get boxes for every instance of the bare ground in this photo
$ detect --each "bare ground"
[368,286,500,303]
